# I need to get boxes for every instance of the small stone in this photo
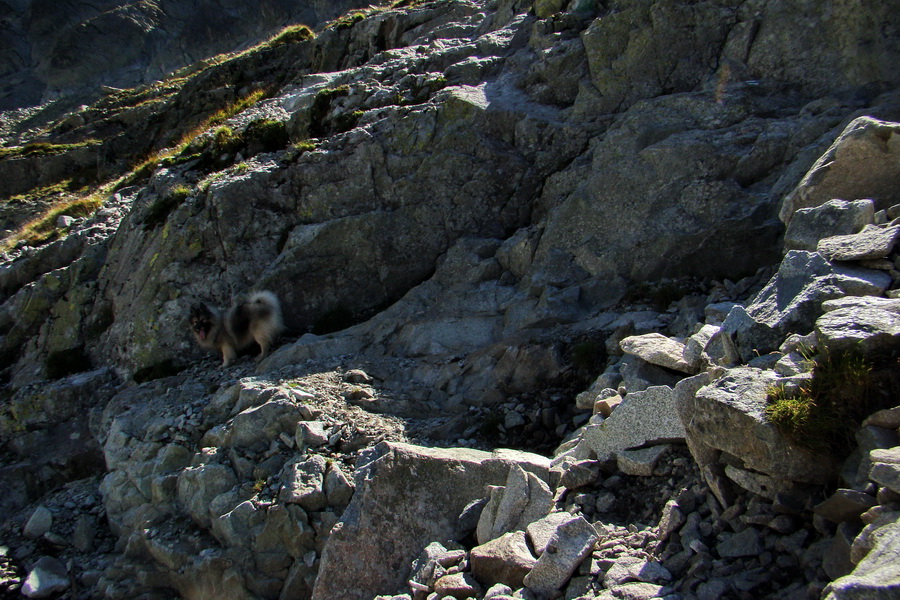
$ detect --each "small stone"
[620,333,695,374]
[470,530,536,588]
[595,492,615,513]
[869,448,900,494]
[344,369,372,384]
[617,445,669,477]
[279,455,328,511]
[594,394,623,417]
[604,556,672,586]
[558,460,600,490]
[767,515,797,534]
[823,522,858,581]
[814,489,878,523]
[324,462,355,507]
[817,224,900,261]
[716,527,763,558]
[22,556,69,598]
[504,411,526,429]
[433,572,482,600]
[295,421,329,449]
[609,581,669,600]
[484,583,513,600]
[657,500,686,541]
[696,578,730,600]
[23,506,53,540]
[783,199,875,252]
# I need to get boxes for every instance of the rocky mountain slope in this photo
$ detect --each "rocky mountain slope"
[1,0,900,598]
[0,0,375,111]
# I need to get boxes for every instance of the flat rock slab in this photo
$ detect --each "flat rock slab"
[816,306,900,355]
[818,224,900,261]
[823,296,900,314]
[869,448,900,494]
[603,555,672,586]
[582,386,685,462]
[784,199,875,252]
[620,333,695,373]
[523,515,598,597]
[617,445,669,477]
[814,489,878,523]
[723,250,891,360]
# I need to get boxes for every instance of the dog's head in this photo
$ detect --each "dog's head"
[189,303,215,342]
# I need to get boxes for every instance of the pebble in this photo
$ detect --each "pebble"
[21,556,69,598]
[23,506,53,540]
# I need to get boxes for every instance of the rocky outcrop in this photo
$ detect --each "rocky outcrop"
[2,0,900,599]
[781,117,900,224]
[3,0,898,387]
[313,443,549,600]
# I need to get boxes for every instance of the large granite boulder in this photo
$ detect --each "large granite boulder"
[781,117,900,224]
[679,367,837,502]
[312,442,550,600]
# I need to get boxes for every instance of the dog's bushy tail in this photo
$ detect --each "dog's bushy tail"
[244,290,281,318]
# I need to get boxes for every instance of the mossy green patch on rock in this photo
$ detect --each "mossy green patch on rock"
[267,24,315,46]
[0,139,102,161]
[244,119,290,154]
[309,85,351,138]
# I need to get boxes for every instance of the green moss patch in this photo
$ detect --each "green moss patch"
[267,24,315,46]
[0,139,102,161]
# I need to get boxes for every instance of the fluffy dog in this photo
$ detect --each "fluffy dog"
[189,290,284,366]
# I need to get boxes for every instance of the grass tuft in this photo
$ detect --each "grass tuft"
[143,184,192,231]
[331,12,367,30]
[765,349,888,458]
[267,24,315,47]
[4,190,107,250]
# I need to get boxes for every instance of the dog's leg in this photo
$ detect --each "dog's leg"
[221,344,237,367]
[257,337,270,360]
